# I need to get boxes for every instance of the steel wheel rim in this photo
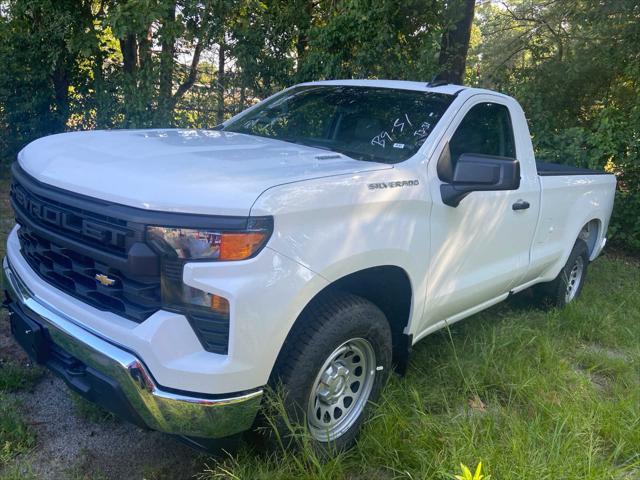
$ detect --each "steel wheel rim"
[307,338,376,442]
[564,256,584,303]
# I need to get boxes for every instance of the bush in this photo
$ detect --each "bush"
[607,160,640,253]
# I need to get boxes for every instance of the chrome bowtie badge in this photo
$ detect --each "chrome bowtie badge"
[95,273,116,287]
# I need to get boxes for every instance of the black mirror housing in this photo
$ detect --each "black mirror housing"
[440,153,520,207]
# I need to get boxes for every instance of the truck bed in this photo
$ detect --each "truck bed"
[536,161,609,176]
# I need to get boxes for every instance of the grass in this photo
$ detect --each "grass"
[0,362,43,393]
[61,448,109,480]
[0,397,36,469]
[0,164,638,478]
[200,256,639,480]
[0,342,41,472]
[0,168,40,475]
[0,464,37,480]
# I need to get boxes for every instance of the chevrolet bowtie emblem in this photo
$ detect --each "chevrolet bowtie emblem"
[95,273,116,287]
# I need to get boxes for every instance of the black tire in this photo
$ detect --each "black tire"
[262,292,392,453]
[536,239,590,308]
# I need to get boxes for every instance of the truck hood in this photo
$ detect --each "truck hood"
[18,129,391,216]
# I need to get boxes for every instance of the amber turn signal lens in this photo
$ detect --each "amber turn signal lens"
[210,294,230,315]
[219,232,268,261]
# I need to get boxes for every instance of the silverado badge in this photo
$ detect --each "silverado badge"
[95,273,116,287]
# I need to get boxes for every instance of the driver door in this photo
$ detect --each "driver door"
[422,98,540,327]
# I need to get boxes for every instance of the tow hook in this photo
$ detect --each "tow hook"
[128,361,153,392]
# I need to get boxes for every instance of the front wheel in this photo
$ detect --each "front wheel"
[306,337,377,442]
[269,292,392,452]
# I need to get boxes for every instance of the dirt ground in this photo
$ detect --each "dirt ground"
[0,313,208,480]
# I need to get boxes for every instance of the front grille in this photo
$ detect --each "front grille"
[18,227,161,320]
[9,164,162,322]
[11,182,133,256]
[10,163,232,354]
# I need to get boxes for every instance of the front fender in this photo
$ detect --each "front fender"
[251,169,432,339]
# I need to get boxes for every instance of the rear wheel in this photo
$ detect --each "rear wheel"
[536,239,590,308]
[267,292,392,452]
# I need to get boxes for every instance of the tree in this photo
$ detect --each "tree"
[297,0,442,81]
[435,0,475,84]
[0,0,99,157]
[472,0,640,250]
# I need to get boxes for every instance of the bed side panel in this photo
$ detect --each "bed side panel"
[529,174,616,282]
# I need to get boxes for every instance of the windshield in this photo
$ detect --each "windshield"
[222,85,453,164]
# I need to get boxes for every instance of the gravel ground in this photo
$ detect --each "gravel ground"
[0,311,210,480]
[9,373,205,480]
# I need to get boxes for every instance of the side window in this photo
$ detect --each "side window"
[438,102,516,181]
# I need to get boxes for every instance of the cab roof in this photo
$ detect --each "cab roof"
[297,79,511,101]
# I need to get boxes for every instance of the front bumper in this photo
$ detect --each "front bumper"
[2,256,263,439]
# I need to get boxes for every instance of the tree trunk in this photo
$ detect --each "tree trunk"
[294,0,314,78]
[139,25,154,70]
[93,45,108,128]
[119,33,141,127]
[119,34,138,75]
[435,0,475,85]
[82,0,109,127]
[172,41,204,104]
[239,85,246,113]
[51,56,71,132]
[157,2,177,126]
[216,42,226,125]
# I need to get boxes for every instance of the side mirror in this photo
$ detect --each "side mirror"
[440,153,520,207]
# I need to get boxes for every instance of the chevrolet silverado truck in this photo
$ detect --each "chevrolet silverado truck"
[2,80,616,451]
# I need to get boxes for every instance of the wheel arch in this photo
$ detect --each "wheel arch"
[578,218,602,260]
[547,216,605,282]
[270,265,414,383]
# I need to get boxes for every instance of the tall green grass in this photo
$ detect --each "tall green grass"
[201,257,639,480]
[0,173,41,475]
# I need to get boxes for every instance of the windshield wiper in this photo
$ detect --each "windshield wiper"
[226,130,392,164]
[277,137,388,163]
[327,148,392,164]
[276,136,338,153]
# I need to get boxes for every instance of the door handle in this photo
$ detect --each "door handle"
[512,200,530,211]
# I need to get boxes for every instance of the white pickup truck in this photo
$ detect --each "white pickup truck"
[2,80,615,451]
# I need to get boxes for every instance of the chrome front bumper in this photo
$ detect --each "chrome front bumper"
[2,256,263,439]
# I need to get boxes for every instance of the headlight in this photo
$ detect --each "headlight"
[145,217,273,354]
[146,217,272,261]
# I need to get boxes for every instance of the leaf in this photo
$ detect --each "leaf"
[461,463,472,479]
[473,462,483,480]
[468,395,486,412]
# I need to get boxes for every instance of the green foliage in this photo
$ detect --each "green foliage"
[0,362,43,393]
[199,256,640,479]
[0,0,637,251]
[0,396,36,468]
[297,0,442,81]
[608,160,640,251]
[472,0,640,252]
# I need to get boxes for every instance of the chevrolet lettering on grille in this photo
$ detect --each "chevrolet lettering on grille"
[12,184,129,249]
